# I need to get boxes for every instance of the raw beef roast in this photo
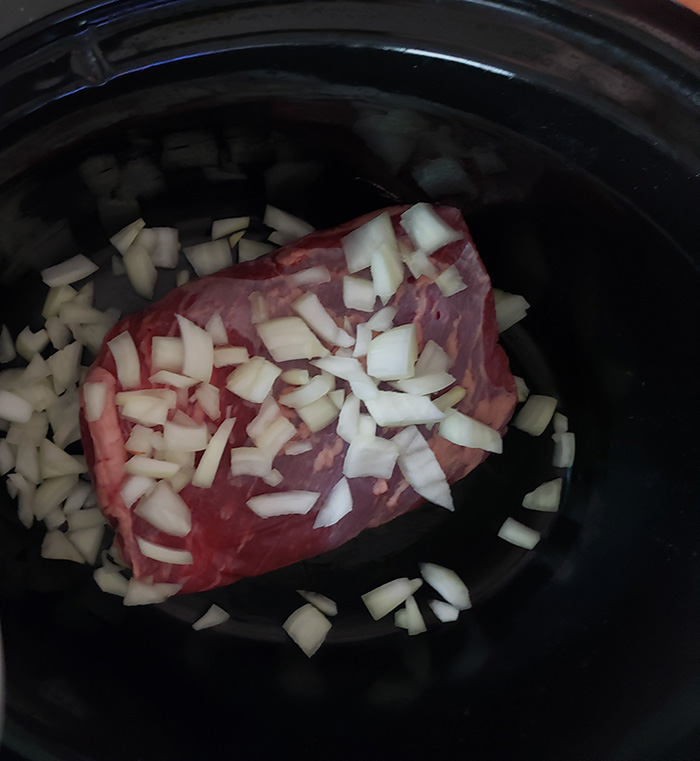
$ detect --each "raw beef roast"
[80,204,517,595]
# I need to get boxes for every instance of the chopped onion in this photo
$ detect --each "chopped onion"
[357,414,375,438]
[283,603,332,658]
[343,435,399,479]
[435,265,467,297]
[47,341,82,394]
[493,289,530,332]
[248,291,268,324]
[163,420,210,452]
[297,396,339,433]
[205,312,229,345]
[176,314,213,383]
[184,240,232,277]
[41,530,85,564]
[553,412,568,433]
[246,490,320,518]
[136,537,193,565]
[297,590,338,616]
[365,307,396,335]
[94,567,129,597]
[343,275,378,315]
[123,578,181,606]
[33,474,79,520]
[7,473,35,527]
[342,211,398,274]
[393,372,455,396]
[115,388,177,407]
[135,480,192,536]
[514,375,530,403]
[498,517,540,549]
[419,562,471,609]
[226,356,281,404]
[0,325,16,363]
[415,339,452,376]
[40,254,99,288]
[284,441,313,456]
[395,595,426,635]
[361,577,423,620]
[148,370,198,388]
[110,218,146,255]
[392,426,453,510]
[251,415,296,457]
[280,369,309,386]
[263,468,284,486]
[230,447,273,478]
[42,284,77,320]
[352,323,372,359]
[400,203,461,254]
[365,392,445,428]
[121,475,156,507]
[313,477,353,528]
[336,392,360,443]
[552,431,576,468]
[120,395,170,427]
[192,417,235,488]
[366,324,417,381]
[256,317,328,362]
[15,327,49,361]
[168,467,194,493]
[107,331,141,389]
[513,394,558,436]
[124,456,180,479]
[292,293,354,348]
[264,205,315,241]
[112,254,126,276]
[63,481,94,514]
[193,383,220,420]
[15,441,40,484]
[310,356,375,396]
[239,239,275,262]
[149,227,180,269]
[0,438,14,476]
[67,525,104,565]
[45,315,71,350]
[370,242,404,305]
[212,216,250,240]
[433,385,466,413]
[286,266,331,287]
[328,389,345,409]
[0,389,33,423]
[151,337,184,373]
[123,241,158,298]
[439,410,502,453]
[429,599,460,623]
[176,270,190,287]
[523,478,562,512]
[156,448,194,469]
[126,425,156,456]
[192,604,230,631]
[246,396,282,441]
[39,438,87,479]
[213,346,249,368]
[279,374,334,409]
[401,248,439,281]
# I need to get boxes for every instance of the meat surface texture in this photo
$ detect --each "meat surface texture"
[80,205,517,595]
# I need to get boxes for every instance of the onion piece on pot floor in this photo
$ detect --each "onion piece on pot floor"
[40,254,99,287]
[498,517,540,549]
[123,578,182,606]
[134,480,192,536]
[313,477,353,528]
[522,478,562,512]
[493,289,531,332]
[136,537,193,565]
[93,567,129,597]
[41,530,85,564]
[392,426,453,510]
[361,577,423,620]
[419,562,472,610]
[192,604,230,631]
[342,211,397,274]
[428,599,460,623]
[438,410,502,453]
[283,603,332,658]
[394,594,426,635]
[343,435,399,479]
[513,395,558,437]
[192,417,235,488]
[552,431,576,468]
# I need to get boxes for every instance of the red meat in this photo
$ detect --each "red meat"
[80,205,517,595]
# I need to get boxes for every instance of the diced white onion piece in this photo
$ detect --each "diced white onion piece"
[343,275,376,312]
[523,478,562,512]
[401,248,439,281]
[280,369,309,386]
[552,431,576,468]
[39,438,87,479]
[283,604,332,658]
[126,425,156,456]
[433,386,466,413]
[184,240,232,277]
[0,438,15,476]
[110,218,146,255]
[63,481,93,514]
[246,490,320,518]
[115,388,177,407]
[125,456,180,479]
[226,357,281,404]
[439,410,502,453]
[136,537,193,565]
[123,242,158,299]
[71,323,111,356]
[47,341,82,395]
[292,293,355,348]
[400,203,460,254]
[392,426,453,510]
[365,392,445,428]
[268,230,294,246]
[297,396,339,433]
[108,331,141,389]
[371,242,404,305]
[204,312,229,345]
[123,578,182,606]
[19,354,50,389]
[40,254,98,288]
[239,239,275,262]
[342,212,398,273]
[311,356,368,383]
[0,389,33,423]
[248,291,268,324]
[74,281,95,307]
[151,337,184,373]
[15,327,49,362]
[435,265,467,297]
[515,375,530,403]
[121,475,156,507]
[42,284,77,320]
[67,525,104,565]
[415,339,453,376]
[286,266,331,287]
[120,395,170,427]
[251,415,296,457]
[343,435,399,479]
[176,270,190,287]
[263,468,283,486]
[229,229,246,249]
[230,447,273,478]
[256,317,328,362]
[264,204,315,240]
[553,412,568,433]
[168,467,193,493]
[498,517,540,549]
[176,314,213,383]
[366,324,418,381]
[212,216,250,240]
[163,421,210,452]
[191,417,235,488]
[193,383,220,421]
[513,395,558,436]
[213,346,249,368]
[284,441,313,456]
[41,530,85,563]
[361,577,423,620]
[0,325,16,363]
[429,599,460,623]
[329,389,345,409]
[336,392,360,444]
[493,289,531,332]
[156,448,194,469]
[246,396,282,441]
[148,370,198,388]
[313,477,353,528]
[7,473,35,527]
[419,562,471,609]
[45,315,71,350]
[357,414,376,438]
[279,374,334,409]
[393,372,455,396]
[396,595,426,635]
[149,227,180,269]
[192,604,230,631]
[352,323,372,359]
[33,474,79,520]
[134,480,192,536]
[94,567,129,597]
[15,441,40,484]
[297,590,338,616]
[366,305,397,332]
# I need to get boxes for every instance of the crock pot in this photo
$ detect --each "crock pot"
[1,1,699,759]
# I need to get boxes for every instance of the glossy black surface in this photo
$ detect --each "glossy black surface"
[0,2,699,759]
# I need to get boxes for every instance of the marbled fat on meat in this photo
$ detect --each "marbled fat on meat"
[80,205,517,594]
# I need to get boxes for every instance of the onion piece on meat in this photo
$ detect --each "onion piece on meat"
[125,456,180,479]
[429,599,460,623]
[184,240,232,277]
[297,590,338,616]
[126,425,156,456]
[285,265,331,288]
[361,577,423,620]
[329,389,345,409]
[230,447,274,478]
[493,289,530,332]
[433,386,466,413]
[205,312,229,345]
[121,475,156,507]
[264,205,315,241]
[514,376,530,403]
[400,203,460,255]
[419,562,471,610]
[110,219,146,255]
[193,383,220,421]
[192,417,235,488]
[248,291,268,324]
[279,374,334,409]
[366,324,418,381]
[251,415,296,456]
[297,396,339,433]
[40,255,99,287]
[135,481,192,536]
[136,537,193,565]
[343,276,376,312]
[284,441,313,456]
[256,317,328,362]
[352,323,372,359]
[120,395,170,427]
[310,357,377,403]
[336,393,360,443]
[415,339,452,376]
[371,242,404,305]
[522,478,562,512]
[392,426,453,510]
[313,477,353,528]
[176,315,213,383]
[163,420,210,452]
[395,595,426,635]
[148,370,198,388]
[439,410,503,453]
[192,604,230,631]
[343,435,399,479]
[401,248,439,281]
[392,372,455,396]
[512,395,557,436]
[283,603,332,658]
[342,211,398,274]
[497,517,540,549]
[365,392,445,428]
[366,306,396,332]
[246,491,320,518]
[107,331,141,389]
[435,265,467,297]
[226,357,281,404]
[292,293,355,348]
[123,578,181,606]
[213,347,249,367]
[552,431,576,468]
[151,337,184,373]
[280,369,309,386]
[15,327,49,362]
